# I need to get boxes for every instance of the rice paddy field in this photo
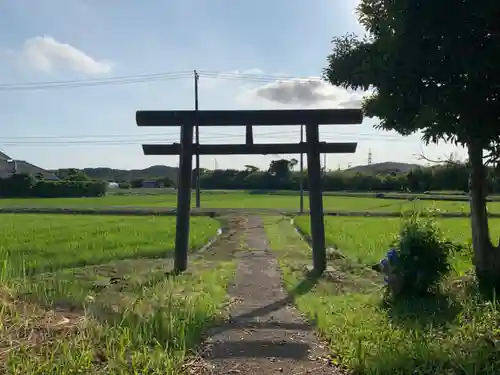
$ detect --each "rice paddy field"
[0,191,498,214]
[1,191,499,373]
[295,216,500,275]
[0,214,236,374]
[0,214,220,277]
[265,216,500,374]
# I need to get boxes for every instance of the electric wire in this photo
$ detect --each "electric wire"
[0,71,193,91]
[0,70,317,91]
[0,69,419,147]
[0,132,419,147]
[0,128,419,143]
[198,70,306,83]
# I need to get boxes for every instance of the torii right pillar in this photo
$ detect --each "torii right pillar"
[305,123,326,274]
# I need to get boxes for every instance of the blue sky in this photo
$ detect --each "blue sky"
[0,0,466,171]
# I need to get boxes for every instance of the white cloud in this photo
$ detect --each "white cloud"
[241,77,369,108]
[19,35,112,74]
[211,68,264,78]
[201,68,264,88]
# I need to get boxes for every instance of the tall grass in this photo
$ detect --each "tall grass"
[2,268,234,374]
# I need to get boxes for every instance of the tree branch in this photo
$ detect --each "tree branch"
[415,152,464,166]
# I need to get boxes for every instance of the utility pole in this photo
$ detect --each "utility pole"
[323,153,327,178]
[194,70,201,209]
[299,124,304,214]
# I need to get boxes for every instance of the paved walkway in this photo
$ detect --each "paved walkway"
[199,216,345,374]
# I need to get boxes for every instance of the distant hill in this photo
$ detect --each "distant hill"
[50,165,178,183]
[346,162,422,175]
[48,161,422,183]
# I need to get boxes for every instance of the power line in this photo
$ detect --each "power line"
[198,70,306,83]
[0,129,292,141]
[1,71,192,87]
[0,67,424,145]
[0,133,423,147]
[0,132,294,145]
[0,71,193,91]
[0,129,421,142]
[194,69,201,208]
[0,70,314,91]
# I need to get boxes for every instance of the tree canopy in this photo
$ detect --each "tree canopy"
[324,0,500,149]
[268,158,298,179]
[323,0,500,290]
[56,168,91,182]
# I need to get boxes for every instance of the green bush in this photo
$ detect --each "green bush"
[383,211,462,299]
[0,173,35,197]
[0,174,106,198]
[31,180,106,197]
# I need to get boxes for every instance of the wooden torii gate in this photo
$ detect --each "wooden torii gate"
[136,109,362,274]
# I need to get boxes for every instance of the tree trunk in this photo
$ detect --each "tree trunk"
[468,139,500,292]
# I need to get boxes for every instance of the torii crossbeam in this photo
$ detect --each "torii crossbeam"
[136,108,363,274]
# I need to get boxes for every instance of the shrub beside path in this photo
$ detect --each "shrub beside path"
[198,215,345,374]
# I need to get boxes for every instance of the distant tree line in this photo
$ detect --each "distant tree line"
[52,165,178,186]
[194,160,500,194]
[48,159,500,195]
[0,169,106,198]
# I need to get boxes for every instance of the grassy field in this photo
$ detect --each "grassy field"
[3,194,500,373]
[108,188,498,200]
[266,216,500,374]
[295,216,500,275]
[0,214,236,374]
[0,214,219,277]
[1,192,499,214]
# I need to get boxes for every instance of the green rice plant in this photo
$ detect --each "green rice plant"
[0,214,219,278]
[267,216,500,374]
[1,192,498,213]
[0,213,233,374]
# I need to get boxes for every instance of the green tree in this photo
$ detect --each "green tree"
[0,173,35,197]
[324,0,500,289]
[59,168,90,182]
[244,165,259,174]
[130,178,144,188]
[269,159,298,179]
[160,177,175,188]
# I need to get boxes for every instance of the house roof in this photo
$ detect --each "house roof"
[0,150,59,180]
[0,151,11,161]
[0,158,59,181]
[15,161,59,180]
[0,159,12,178]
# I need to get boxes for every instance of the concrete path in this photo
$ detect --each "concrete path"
[199,216,345,374]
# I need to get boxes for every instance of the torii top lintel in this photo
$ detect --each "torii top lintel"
[136,108,363,127]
